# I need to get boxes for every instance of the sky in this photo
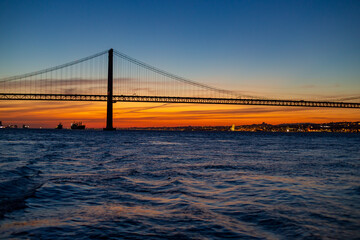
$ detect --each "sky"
[0,0,359,128]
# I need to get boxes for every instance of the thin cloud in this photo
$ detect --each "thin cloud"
[137,106,309,116]
[0,102,95,114]
[124,103,170,113]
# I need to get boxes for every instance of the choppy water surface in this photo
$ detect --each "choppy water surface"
[0,129,359,239]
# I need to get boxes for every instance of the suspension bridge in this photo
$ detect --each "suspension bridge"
[1,49,359,130]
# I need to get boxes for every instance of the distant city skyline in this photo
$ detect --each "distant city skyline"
[0,0,359,127]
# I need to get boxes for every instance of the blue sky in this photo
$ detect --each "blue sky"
[0,0,359,100]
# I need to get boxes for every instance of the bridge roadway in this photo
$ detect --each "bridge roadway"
[0,93,359,108]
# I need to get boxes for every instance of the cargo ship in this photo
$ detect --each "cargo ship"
[71,122,85,130]
[56,123,63,129]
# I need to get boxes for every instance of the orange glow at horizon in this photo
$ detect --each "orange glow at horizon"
[0,101,359,129]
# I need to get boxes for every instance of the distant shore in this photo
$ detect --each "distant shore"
[1,121,359,133]
[119,121,360,133]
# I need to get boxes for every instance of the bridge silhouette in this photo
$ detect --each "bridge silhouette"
[1,49,359,130]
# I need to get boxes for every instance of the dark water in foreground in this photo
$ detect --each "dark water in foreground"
[0,130,359,239]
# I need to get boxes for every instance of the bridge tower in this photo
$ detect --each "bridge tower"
[104,48,116,131]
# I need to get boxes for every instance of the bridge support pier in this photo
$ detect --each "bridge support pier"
[104,48,116,131]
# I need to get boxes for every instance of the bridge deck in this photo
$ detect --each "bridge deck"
[1,93,359,108]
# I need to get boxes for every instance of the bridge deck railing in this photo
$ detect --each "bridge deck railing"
[0,93,359,108]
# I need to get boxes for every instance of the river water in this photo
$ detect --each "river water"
[0,129,359,239]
